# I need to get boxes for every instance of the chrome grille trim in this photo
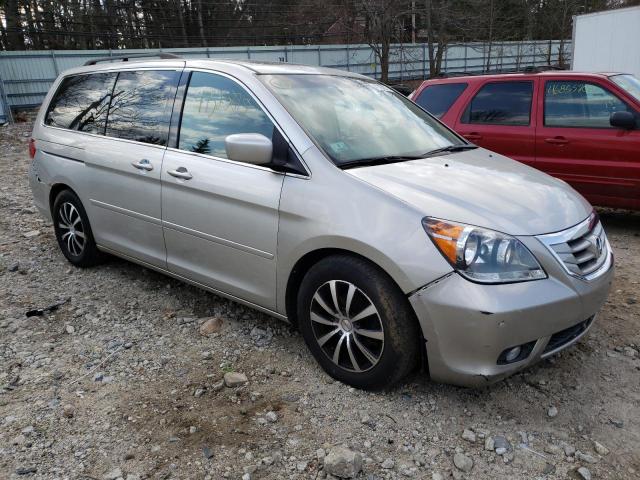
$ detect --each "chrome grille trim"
[537,214,612,281]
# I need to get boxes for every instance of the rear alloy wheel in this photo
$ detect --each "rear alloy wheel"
[297,255,420,390]
[58,201,86,257]
[52,190,103,267]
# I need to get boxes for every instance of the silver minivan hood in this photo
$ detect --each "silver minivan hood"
[345,148,592,236]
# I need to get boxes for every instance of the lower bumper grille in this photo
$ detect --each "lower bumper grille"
[543,316,594,354]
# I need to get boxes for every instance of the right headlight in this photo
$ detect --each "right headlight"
[422,217,547,284]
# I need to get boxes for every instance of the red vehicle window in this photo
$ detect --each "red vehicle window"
[415,83,467,118]
[544,80,637,128]
[461,81,533,126]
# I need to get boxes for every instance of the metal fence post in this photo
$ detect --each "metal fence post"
[51,50,59,76]
[422,42,427,78]
[346,44,350,71]
[0,72,13,124]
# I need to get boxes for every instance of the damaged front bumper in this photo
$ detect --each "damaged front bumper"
[408,257,614,387]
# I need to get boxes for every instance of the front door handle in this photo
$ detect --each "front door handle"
[545,136,569,145]
[131,159,153,171]
[463,132,482,141]
[167,166,193,180]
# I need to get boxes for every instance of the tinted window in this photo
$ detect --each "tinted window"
[463,81,533,126]
[415,83,467,118]
[544,80,634,128]
[44,73,117,134]
[105,70,180,145]
[178,72,274,157]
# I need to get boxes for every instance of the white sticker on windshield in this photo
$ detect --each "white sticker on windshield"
[330,141,348,154]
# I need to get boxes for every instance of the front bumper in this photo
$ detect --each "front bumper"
[409,252,614,387]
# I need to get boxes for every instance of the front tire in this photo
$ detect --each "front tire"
[52,190,103,267]
[297,254,420,390]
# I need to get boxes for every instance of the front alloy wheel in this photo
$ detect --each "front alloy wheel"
[310,280,385,372]
[297,254,420,390]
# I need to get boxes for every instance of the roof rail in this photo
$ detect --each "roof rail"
[522,65,567,73]
[84,52,182,66]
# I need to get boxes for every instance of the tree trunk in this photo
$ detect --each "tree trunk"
[380,40,390,83]
[196,0,207,47]
[485,0,495,72]
[5,0,24,50]
[176,0,188,47]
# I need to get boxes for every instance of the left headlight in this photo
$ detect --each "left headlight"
[422,217,546,284]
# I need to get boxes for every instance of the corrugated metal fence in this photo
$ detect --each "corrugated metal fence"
[0,40,569,122]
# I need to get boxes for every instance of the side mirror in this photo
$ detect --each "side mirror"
[610,111,636,130]
[224,133,273,165]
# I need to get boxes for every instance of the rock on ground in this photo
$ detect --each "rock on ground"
[323,446,362,478]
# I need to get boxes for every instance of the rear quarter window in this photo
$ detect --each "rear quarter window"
[44,72,117,134]
[414,83,467,118]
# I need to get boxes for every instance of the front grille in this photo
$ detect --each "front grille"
[537,213,610,279]
[543,316,593,354]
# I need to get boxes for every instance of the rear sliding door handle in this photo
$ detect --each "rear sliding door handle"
[167,166,193,180]
[131,159,153,171]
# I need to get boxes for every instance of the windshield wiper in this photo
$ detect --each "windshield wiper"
[338,144,478,170]
[338,155,425,170]
[421,144,478,157]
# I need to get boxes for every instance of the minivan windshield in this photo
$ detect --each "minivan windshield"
[261,74,464,167]
[610,74,640,103]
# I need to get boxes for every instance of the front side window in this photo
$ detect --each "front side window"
[462,81,533,126]
[261,74,460,166]
[178,72,274,157]
[44,72,117,134]
[106,70,180,145]
[415,83,467,118]
[544,80,633,128]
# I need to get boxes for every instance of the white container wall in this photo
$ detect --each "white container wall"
[572,6,640,78]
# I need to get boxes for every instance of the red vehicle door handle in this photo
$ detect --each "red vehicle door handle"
[463,132,482,141]
[545,136,569,145]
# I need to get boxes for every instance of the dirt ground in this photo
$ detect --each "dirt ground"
[0,120,639,480]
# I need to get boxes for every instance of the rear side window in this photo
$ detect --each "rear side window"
[462,81,533,126]
[44,73,117,134]
[178,72,274,158]
[415,83,467,118]
[544,80,634,128]
[106,70,180,145]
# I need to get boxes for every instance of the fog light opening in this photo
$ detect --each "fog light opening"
[497,341,535,365]
[505,346,521,363]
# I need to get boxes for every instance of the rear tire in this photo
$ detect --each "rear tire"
[297,254,420,390]
[52,190,103,268]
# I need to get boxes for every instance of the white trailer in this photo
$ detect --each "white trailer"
[572,5,640,78]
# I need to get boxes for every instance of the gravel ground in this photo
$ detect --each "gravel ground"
[1,121,639,480]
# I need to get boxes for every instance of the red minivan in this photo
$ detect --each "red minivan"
[410,72,640,210]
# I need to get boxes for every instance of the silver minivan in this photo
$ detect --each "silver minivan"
[29,55,614,389]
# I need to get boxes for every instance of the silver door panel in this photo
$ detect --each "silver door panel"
[162,150,284,309]
[84,136,166,267]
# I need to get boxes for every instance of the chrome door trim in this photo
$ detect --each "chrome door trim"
[89,199,162,226]
[162,220,274,259]
[97,244,287,321]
